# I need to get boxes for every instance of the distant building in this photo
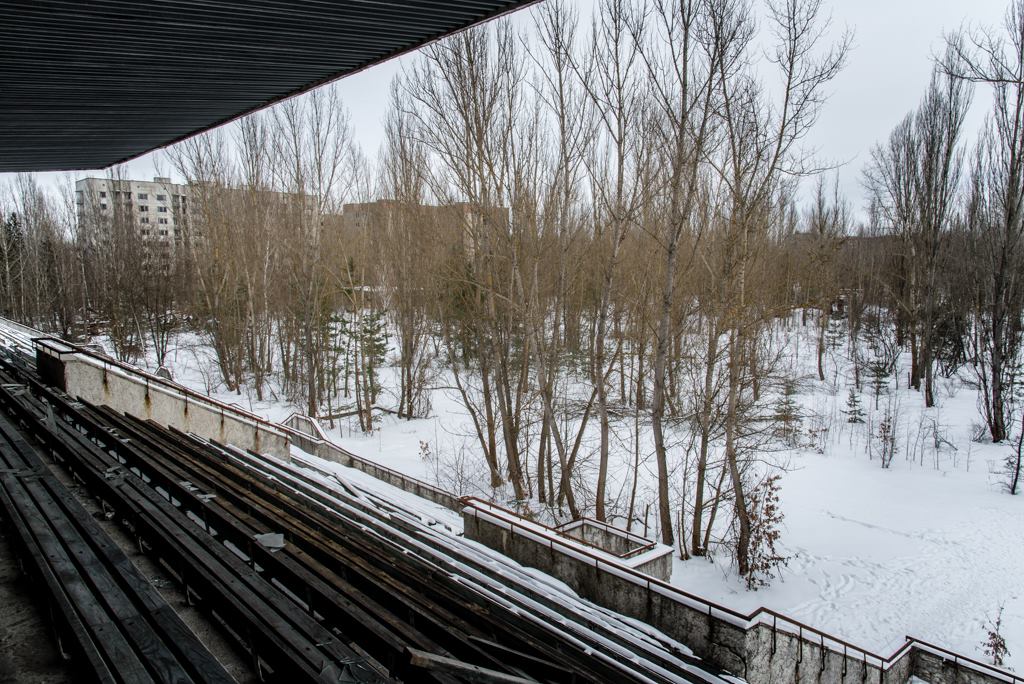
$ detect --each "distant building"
[340,199,509,259]
[75,176,189,252]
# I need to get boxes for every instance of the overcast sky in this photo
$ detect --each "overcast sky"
[3,0,1012,220]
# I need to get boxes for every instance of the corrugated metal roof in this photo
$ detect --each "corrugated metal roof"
[0,0,536,172]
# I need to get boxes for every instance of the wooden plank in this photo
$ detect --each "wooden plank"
[0,470,117,684]
[407,648,539,684]
[92,405,479,684]
[44,387,565,679]
[89,407,443,682]
[0,385,243,684]
[0,414,235,684]
[31,398,376,683]
[0,416,187,684]
[47,421,331,681]
[149,428,586,683]
[0,433,152,683]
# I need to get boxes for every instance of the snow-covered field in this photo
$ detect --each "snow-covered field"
[674,441,1023,661]
[123,323,1024,670]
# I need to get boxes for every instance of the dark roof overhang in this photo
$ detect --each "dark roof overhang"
[0,0,536,172]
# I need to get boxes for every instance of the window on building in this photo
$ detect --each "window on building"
[159,230,168,236]
[139,205,149,212]
[99,191,107,198]
[100,202,107,210]
[156,194,166,201]
[158,218,168,224]
[138,193,148,200]
[140,217,150,224]
[157,206,168,213]
[141,229,150,236]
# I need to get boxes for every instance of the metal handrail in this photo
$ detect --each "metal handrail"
[281,413,458,506]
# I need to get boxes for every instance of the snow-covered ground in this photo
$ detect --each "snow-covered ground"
[672,442,1023,660]
[119,323,1024,671]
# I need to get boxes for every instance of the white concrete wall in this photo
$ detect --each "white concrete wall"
[55,350,291,460]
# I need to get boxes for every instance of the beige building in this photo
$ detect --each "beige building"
[341,199,509,259]
[75,176,189,251]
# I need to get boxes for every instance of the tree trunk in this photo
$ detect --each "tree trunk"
[691,323,718,556]
[651,234,678,546]
[724,326,751,576]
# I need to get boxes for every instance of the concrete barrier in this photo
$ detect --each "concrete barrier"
[32,337,462,512]
[462,498,1021,684]
[35,338,292,460]
[554,517,673,580]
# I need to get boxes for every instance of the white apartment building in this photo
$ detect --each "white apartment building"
[75,176,189,250]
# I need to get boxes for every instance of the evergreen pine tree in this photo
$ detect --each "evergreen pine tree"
[774,379,802,447]
[867,358,889,410]
[359,309,389,406]
[843,388,866,423]
[877,408,896,468]
[826,318,845,352]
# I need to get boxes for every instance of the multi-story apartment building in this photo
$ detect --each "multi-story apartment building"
[76,177,323,250]
[75,176,189,252]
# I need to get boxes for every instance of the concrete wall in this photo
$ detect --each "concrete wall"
[556,519,673,580]
[558,518,645,555]
[464,507,1019,684]
[35,338,292,461]
[464,511,750,677]
[33,339,461,513]
[632,551,673,581]
[60,354,292,460]
[911,648,1020,684]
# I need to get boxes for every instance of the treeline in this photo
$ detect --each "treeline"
[2,0,1023,586]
